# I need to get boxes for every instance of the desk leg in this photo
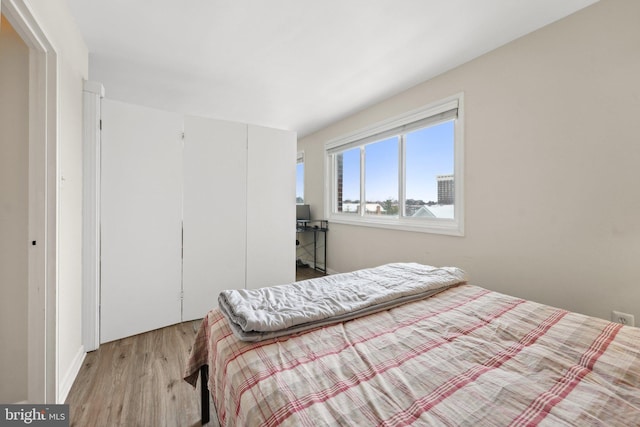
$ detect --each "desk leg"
[323,230,327,273]
[313,230,317,270]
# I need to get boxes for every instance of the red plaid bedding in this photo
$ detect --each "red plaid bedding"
[184,284,640,426]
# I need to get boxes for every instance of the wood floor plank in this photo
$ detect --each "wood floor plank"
[66,320,217,427]
[294,266,326,281]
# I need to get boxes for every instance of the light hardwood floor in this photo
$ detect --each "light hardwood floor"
[294,265,326,281]
[66,320,215,427]
[66,268,326,426]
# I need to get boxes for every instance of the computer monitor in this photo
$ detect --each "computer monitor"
[296,204,311,221]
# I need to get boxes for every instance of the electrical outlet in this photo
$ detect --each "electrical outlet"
[611,311,635,327]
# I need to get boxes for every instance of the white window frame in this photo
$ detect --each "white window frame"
[296,151,304,204]
[324,93,464,236]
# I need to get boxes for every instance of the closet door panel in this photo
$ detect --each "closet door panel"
[100,100,183,343]
[182,116,247,321]
[246,125,296,289]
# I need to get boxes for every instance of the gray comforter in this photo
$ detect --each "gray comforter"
[218,263,467,342]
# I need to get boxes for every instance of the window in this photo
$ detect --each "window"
[325,94,464,235]
[296,151,304,204]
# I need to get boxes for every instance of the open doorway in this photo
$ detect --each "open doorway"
[0,12,29,404]
[1,0,59,403]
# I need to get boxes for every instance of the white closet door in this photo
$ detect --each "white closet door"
[182,116,248,321]
[100,100,183,343]
[246,125,296,289]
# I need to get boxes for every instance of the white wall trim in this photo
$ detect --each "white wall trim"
[3,0,59,404]
[325,96,460,152]
[82,81,104,352]
[57,345,85,404]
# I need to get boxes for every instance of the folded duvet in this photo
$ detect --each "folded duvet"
[218,263,467,342]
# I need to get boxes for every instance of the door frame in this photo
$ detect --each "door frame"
[2,0,58,403]
[82,81,103,352]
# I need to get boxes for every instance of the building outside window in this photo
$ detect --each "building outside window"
[437,174,454,205]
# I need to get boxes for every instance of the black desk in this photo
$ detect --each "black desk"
[296,220,328,273]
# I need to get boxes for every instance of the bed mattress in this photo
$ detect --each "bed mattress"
[185,279,640,426]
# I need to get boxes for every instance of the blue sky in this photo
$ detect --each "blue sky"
[342,121,454,202]
[295,120,454,203]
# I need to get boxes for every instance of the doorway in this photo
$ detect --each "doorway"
[1,0,59,403]
[0,12,29,404]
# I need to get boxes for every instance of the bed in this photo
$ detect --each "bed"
[184,263,640,426]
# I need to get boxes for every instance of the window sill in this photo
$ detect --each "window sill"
[328,214,464,236]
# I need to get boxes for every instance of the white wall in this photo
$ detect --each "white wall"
[298,0,640,323]
[24,0,89,402]
[0,13,29,403]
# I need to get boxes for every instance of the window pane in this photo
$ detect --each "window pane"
[405,121,454,219]
[296,162,304,203]
[365,136,398,216]
[336,148,360,214]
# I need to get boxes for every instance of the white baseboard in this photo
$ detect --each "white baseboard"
[57,345,86,404]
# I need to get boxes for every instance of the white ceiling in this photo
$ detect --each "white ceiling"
[68,0,597,137]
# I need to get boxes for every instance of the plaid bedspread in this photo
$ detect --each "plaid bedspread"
[184,284,640,426]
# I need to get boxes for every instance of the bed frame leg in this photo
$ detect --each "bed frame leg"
[200,365,210,425]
